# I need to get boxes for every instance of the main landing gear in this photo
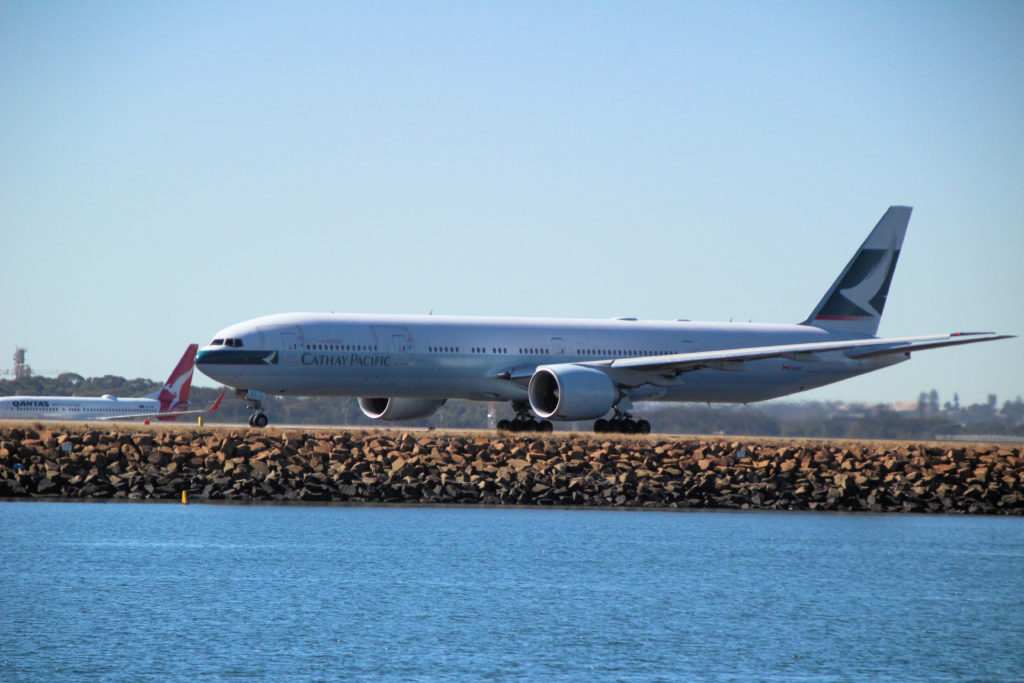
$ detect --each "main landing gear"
[497,401,554,433]
[248,412,268,428]
[594,410,651,435]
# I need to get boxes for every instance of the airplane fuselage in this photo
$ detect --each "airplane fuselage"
[0,344,210,423]
[0,396,163,421]
[193,207,1010,432]
[196,313,905,404]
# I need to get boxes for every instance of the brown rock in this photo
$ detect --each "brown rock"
[148,451,170,467]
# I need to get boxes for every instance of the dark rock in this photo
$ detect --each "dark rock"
[1,425,1020,513]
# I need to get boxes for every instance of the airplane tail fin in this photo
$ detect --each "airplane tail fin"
[802,206,912,337]
[145,344,199,412]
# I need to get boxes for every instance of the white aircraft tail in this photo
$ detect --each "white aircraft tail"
[803,206,912,336]
[143,344,199,414]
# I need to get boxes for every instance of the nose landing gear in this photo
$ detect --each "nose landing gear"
[237,389,269,428]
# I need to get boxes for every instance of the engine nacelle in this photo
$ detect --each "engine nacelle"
[528,364,617,420]
[358,397,447,421]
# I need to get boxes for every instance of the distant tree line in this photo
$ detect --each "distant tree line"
[2,375,1021,439]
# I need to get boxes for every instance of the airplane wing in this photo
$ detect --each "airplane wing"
[97,390,227,421]
[579,332,1014,378]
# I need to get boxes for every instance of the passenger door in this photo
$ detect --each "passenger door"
[280,332,301,364]
[371,325,412,366]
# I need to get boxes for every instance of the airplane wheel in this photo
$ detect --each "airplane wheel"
[608,418,621,433]
[497,419,511,432]
[247,415,255,427]
[253,413,268,428]
[637,419,651,434]
[539,420,553,433]
[526,419,539,432]
[594,419,608,433]
[621,419,636,434]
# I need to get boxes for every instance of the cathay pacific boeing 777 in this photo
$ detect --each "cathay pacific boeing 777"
[195,207,1012,432]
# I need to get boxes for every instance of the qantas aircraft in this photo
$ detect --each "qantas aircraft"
[195,207,1011,432]
[0,345,225,422]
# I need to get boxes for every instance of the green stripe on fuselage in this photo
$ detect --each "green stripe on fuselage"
[195,349,278,365]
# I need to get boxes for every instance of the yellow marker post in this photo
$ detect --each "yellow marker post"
[181,490,188,505]
[198,416,204,427]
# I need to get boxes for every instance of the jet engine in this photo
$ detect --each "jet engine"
[357,397,447,421]
[528,364,617,421]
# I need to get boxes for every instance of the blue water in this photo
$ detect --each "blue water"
[1,503,1022,682]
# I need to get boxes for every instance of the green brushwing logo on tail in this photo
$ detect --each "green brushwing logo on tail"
[815,248,901,320]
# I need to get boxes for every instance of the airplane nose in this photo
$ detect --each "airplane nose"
[193,347,237,383]
[194,347,233,368]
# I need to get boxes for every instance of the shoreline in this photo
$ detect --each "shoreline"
[2,423,1021,514]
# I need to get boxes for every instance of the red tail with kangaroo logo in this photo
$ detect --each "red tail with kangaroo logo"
[145,344,199,419]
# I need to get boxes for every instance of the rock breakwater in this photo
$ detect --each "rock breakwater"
[1,425,1021,514]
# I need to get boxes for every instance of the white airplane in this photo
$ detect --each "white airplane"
[0,345,226,422]
[195,207,1012,432]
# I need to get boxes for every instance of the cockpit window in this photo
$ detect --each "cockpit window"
[210,338,246,347]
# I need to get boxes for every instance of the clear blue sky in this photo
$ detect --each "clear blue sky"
[3,1,1021,406]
